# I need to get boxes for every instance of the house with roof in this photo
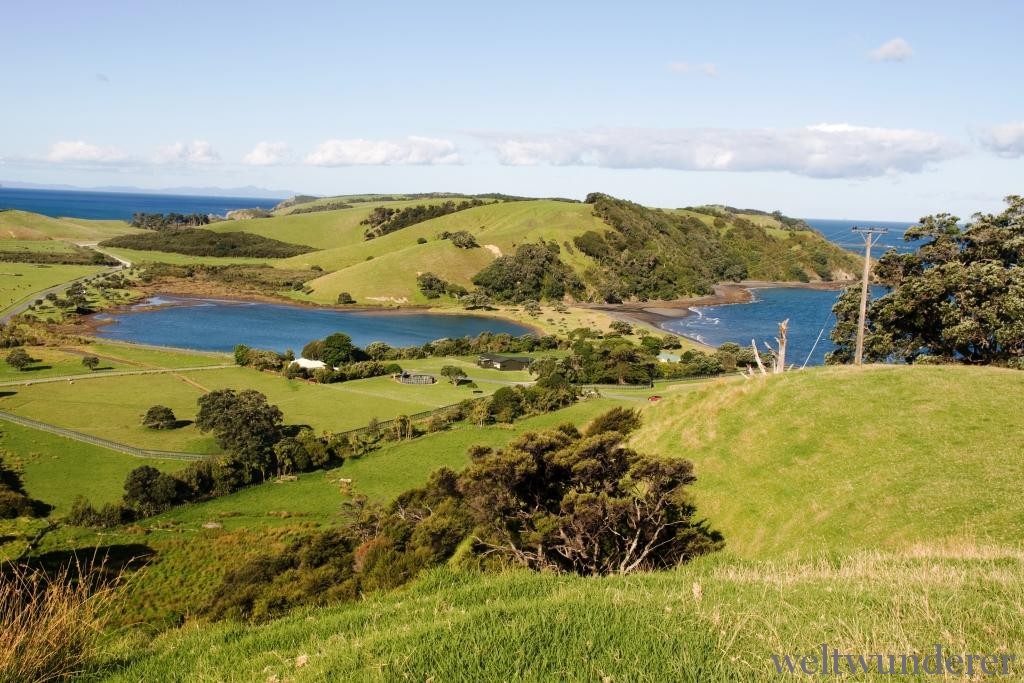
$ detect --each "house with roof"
[477,353,531,371]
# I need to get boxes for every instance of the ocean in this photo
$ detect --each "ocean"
[0,187,278,220]
[804,217,918,254]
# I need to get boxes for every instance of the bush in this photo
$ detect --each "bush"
[337,292,355,304]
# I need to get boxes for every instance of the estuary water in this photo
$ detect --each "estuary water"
[661,285,889,366]
[93,297,533,352]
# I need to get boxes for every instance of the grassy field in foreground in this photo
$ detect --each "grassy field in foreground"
[635,364,1024,558]
[0,262,107,313]
[101,546,1024,682]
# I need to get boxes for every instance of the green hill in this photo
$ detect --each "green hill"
[274,196,858,305]
[97,365,1024,681]
[634,364,1024,558]
[0,210,140,241]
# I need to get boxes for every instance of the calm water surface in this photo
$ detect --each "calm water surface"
[94,297,533,352]
[662,286,887,367]
[0,188,277,220]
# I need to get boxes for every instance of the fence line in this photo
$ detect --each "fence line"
[0,410,205,461]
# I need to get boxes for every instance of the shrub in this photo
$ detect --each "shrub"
[337,292,355,304]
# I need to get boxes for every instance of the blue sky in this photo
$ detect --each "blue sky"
[2,0,1022,219]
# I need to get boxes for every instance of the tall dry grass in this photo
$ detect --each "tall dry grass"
[0,561,120,683]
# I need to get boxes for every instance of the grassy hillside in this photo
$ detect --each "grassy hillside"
[210,198,466,249]
[102,548,1024,682]
[0,210,139,241]
[282,201,615,305]
[0,262,107,314]
[634,365,1024,558]
[273,198,858,306]
[89,364,1024,680]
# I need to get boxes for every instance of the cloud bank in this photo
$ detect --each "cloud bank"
[45,141,128,164]
[243,141,290,166]
[978,122,1024,158]
[483,124,959,178]
[304,136,461,166]
[869,38,913,62]
[154,141,220,164]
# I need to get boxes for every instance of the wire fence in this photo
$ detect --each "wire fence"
[0,410,205,461]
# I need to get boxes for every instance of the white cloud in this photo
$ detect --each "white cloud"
[869,38,913,62]
[45,140,129,164]
[243,141,290,166]
[666,62,718,77]
[304,136,461,166]
[154,140,220,164]
[978,122,1024,158]
[482,124,959,178]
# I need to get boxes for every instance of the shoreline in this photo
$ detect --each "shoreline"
[583,279,855,332]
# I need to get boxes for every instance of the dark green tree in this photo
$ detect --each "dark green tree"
[829,195,1024,366]
[196,389,284,480]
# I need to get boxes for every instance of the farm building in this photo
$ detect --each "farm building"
[478,353,531,371]
[291,357,328,371]
[395,371,436,385]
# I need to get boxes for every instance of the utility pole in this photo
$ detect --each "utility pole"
[851,227,888,365]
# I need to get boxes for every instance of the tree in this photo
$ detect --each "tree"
[391,414,414,440]
[5,348,33,371]
[440,365,468,385]
[460,414,721,575]
[81,355,100,371]
[364,341,392,360]
[416,272,448,299]
[460,292,493,310]
[142,405,178,430]
[321,333,357,367]
[828,195,1024,366]
[123,465,181,516]
[337,292,355,304]
[609,320,633,336]
[196,389,284,480]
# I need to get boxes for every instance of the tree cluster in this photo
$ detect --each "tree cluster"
[130,212,210,230]
[472,242,584,303]
[829,195,1024,366]
[101,229,314,258]
[361,200,487,240]
[437,230,479,248]
[574,194,856,302]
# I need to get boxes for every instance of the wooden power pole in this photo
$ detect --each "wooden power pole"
[851,227,888,365]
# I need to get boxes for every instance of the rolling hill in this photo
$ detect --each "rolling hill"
[96,364,1024,681]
